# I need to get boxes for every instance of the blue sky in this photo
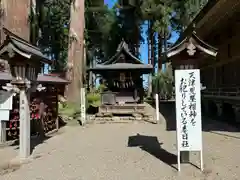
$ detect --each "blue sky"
[104,0,179,67]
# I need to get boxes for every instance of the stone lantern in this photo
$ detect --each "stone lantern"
[0,28,51,159]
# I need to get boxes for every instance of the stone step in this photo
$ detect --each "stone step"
[88,116,156,124]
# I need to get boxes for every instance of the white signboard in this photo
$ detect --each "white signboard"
[0,110,10,121]
[175,69,203,171]
[0,90,13,110]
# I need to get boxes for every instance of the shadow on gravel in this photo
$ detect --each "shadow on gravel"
[128,134,177,170]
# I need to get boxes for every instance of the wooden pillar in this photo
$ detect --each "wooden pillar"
[213,67,216,88]
[55,88,59,130]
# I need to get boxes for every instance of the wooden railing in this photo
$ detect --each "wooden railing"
[202,87,240,97]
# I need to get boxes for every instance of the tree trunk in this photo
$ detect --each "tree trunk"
[0,0,30,71]
[30,0,37,44]
[158,33,162,72]
[147,20,153,97]
[2,0,30,41]
[163,30,167,70]
[150,21,154,69]
[65,0,85,103]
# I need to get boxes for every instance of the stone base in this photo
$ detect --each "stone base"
[90,113,156,124]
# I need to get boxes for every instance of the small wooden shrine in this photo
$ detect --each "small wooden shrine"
[89,41,153,115]
[0,29,68,141]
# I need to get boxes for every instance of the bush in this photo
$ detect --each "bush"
[86,92,101,108]
[152,70,174,100]
[58,102,81,118]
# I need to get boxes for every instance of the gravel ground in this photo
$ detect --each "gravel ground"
[0,119,240,180]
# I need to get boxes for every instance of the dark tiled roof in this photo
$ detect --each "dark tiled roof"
[166,32,218,58]
[0,28,51,64]
[103,40,143,65]
[0,71,68,84]
[89,63,153,74]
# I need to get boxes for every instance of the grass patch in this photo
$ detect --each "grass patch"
[86,93,101,108]
[59,102,81,117]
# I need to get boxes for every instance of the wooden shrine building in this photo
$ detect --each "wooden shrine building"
[167,0,240,125]
[0,29,68,142]
[89,41,153,115]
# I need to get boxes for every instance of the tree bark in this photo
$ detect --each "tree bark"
[65,0,85,103]
[163,30,167,68]
[150,21,154,68]
[147,20,153,97]
[2,0,30,41]
[0,0,30,71]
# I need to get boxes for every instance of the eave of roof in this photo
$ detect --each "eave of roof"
[0,28,52,64]
[166,32,218,58]
[89,63,153,72]
[0,71,69,84]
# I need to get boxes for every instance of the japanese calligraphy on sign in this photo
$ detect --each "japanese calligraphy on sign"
[175,69,202,151]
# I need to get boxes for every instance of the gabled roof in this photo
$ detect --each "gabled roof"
[103,40,142,65]
[0,28,51,64]
[166,32,218,58]
[89,40,153,74]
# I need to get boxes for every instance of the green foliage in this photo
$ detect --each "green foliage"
[40,0,70,71]
[59,102,80,117]
[86,93,101,108]
[30,0,208,77]
[171,0,208,31]
[152,69,174,100]
[30,0,70,72]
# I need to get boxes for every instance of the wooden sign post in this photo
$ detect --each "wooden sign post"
[80,87,86,125]
[155,94,160,123]
[175,69,203,172]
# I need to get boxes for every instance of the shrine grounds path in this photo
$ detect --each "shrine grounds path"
[1,118,240,180]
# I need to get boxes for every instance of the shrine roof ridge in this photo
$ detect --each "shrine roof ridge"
[103,40,143,65]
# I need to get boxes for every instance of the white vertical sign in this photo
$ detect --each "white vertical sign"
[155,94,160,123]
[80,88,86,125]
[175,69,203,171]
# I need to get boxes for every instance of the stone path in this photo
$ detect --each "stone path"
[0,119,240,180]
